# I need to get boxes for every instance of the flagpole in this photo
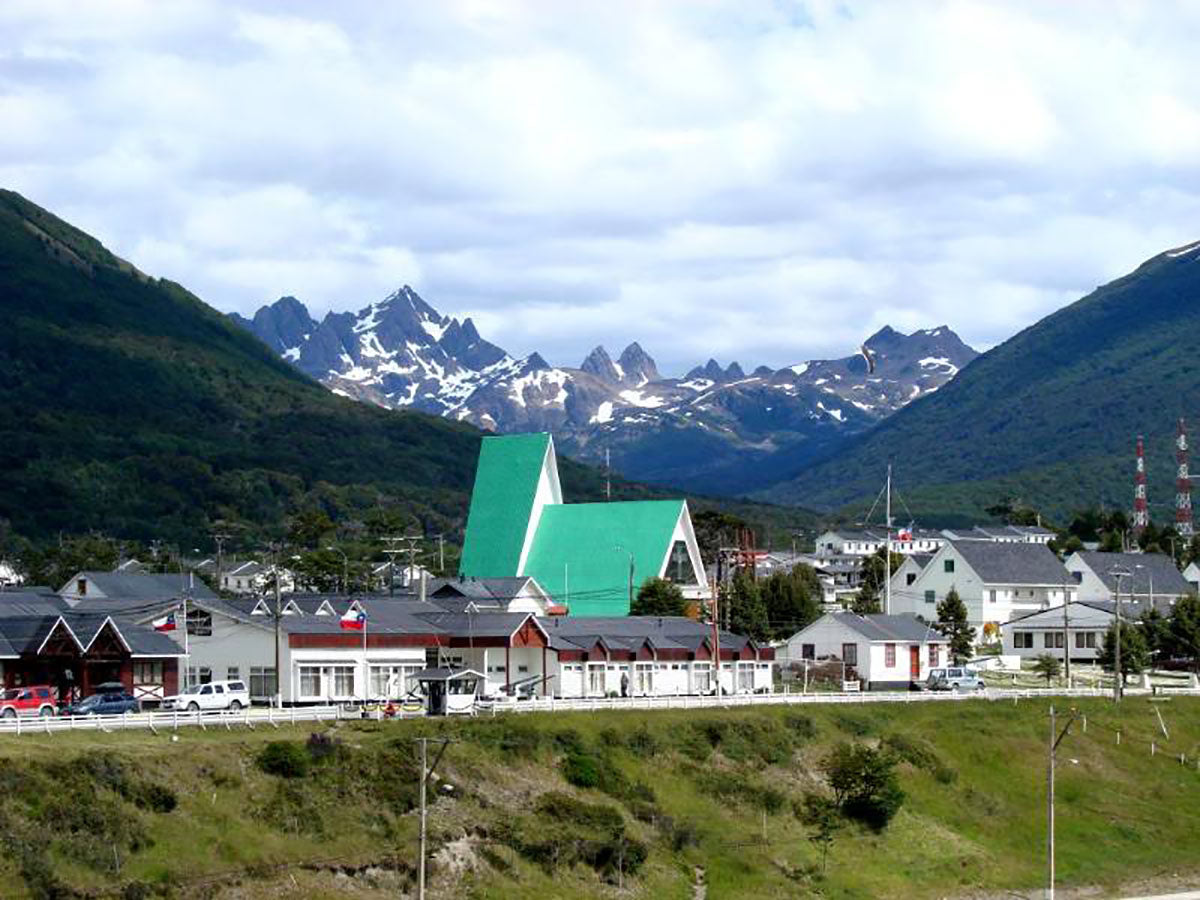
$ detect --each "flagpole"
[362,610,368,706]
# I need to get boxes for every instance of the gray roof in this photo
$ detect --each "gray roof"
[1073,552,1192,597]
[0,591,68,617]
[825,612,946,643]
[0,613,184,657]
[428,576,535,601]
[60,572,216,602]
[951,541,1069,585]
[1001,601,1116,629]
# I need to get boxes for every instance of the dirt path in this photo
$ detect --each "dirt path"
[692,865,707,900]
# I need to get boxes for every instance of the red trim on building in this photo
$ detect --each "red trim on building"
[288,633,441,649]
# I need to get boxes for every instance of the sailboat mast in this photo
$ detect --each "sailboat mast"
[885,464,892,616]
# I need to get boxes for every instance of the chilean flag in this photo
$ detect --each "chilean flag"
[152,612,177,632]
[340,608,366,630]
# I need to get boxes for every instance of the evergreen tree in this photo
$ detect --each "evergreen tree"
[1166,594,1200,670]
[1099,622,1150,678]
[630,577,688,617]
[1032,653,1061,686]
[760,569,821,639]
[853,547,903,614]
[726,571,769,642]
[935,588,974,662]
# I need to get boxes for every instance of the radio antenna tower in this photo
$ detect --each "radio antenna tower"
[1177,419,1194,538]
[1133,435,1148,535]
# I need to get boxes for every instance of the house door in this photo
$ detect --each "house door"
[909,645,920,679]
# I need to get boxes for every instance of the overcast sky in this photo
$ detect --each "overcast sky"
[3,1,1199,374]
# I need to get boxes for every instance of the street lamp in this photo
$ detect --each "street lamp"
[327,546,349,596]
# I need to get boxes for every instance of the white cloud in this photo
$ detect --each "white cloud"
[1,0,1198,374]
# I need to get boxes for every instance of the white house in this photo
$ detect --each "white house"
[1064,551,1192,613]
[1185,561,1200,593]
[891,541,1073,634]
[1000,601,1115,663]
[890,554,933,591]
[941,525,1055,545]
[783,612,950,690]
[814,529,945,558]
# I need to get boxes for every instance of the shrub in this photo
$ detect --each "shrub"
[553,728,586,755]
[821,742,905,831]
[882,733,957,785]
[782,711,818,742]
[625,724,660,758]
[536,791,624,832]
[688,766,787,813]
[257,741,309,779]
[562,752,601,789]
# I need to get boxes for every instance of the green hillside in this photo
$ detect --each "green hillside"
[4,699,1200,898]
[761,243,1200,521]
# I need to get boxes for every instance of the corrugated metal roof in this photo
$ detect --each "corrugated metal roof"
[828,612,945,642]
[459,433,551,578]
[523,501,684,616]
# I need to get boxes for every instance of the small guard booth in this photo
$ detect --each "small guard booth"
[413,667,483,716]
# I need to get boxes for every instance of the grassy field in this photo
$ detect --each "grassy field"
[3,698,1200,899]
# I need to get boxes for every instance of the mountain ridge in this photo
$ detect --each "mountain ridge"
[232,292,977,494]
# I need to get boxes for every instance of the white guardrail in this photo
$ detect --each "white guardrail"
[5,685,1200,736]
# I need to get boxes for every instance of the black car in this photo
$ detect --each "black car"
[61,691,141,716]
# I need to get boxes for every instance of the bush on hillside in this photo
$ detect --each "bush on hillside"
[257,741,309,779]
[882,733,957,785]
[821,742,905,830]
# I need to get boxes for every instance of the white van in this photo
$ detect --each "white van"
[162,680,251,712]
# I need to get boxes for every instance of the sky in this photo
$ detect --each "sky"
[2,1,1199,375]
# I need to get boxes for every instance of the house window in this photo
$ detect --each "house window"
[1085,632,1097,649]
[842,643,858,666]
[907,573,917,586]
[198,666,212,684]
[1012,632,1031,649]
[801,643,815,660]
[885,644,896,668]
[944,559,955,573]
[929,644,940,666]
[330,666,355,696]
[1042,633,1065,649]
[133,662,162,684]
[250,667,277,698]
[226,667,240,682]
[77,578,87,595]
[666,540,696,585]
[988,590,997,603]
[299,666,321,698]
[587,664,605,695]
[924,590,935,604]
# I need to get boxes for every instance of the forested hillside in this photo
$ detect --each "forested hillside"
[763,241,1200,522]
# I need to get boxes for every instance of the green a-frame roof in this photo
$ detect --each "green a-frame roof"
[458,433,705,616]
[459,433,558,578]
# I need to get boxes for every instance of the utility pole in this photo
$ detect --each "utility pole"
[885,464,892,616]
[436,534,445,575]
[1061,574,1071,687]
[414,737,453,900]
[272,543,283,708]
[711,575,721,696]
[212,531,229,589]
[1108,566,1131,702]
[380,535,418,596]
[1046,706,1078,900]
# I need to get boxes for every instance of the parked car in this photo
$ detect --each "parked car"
[161,680,251,712]
[924,666,986,692]
[0,685,57,718]
[61,691,141,716]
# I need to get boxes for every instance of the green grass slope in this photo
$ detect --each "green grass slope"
[760,243,1200,521]
[4,699,1200,899]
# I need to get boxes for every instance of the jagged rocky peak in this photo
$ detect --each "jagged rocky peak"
[617,342,660,386]
[752,365,774,377]
[724,361,745,380]
[685,358,729,382]
[580,345,621,383]
[245,295,316,355]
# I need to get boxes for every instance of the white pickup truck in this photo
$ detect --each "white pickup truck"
[162,680,251,712]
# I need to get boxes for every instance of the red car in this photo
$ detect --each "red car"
[0,685,58,718]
